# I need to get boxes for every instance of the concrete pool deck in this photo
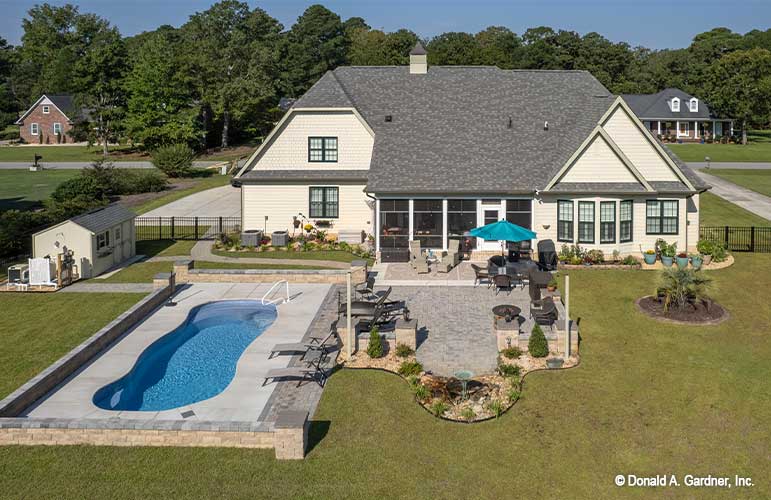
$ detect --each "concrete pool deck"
[24,282,331,424]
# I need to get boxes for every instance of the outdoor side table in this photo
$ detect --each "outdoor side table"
[394,318,417,350]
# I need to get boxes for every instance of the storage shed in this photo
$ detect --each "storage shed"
[32,204,137,279]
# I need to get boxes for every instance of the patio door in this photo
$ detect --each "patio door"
[478,200,505,251]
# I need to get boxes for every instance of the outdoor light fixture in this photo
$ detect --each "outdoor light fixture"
[705,156,711,169]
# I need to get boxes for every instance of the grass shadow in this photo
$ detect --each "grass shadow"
[305,420,331,454]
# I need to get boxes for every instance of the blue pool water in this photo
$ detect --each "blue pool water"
[93,300,276,411]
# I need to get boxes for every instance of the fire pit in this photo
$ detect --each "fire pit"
[492,304,521,323]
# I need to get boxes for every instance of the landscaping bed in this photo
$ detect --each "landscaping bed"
[636,296,729,325]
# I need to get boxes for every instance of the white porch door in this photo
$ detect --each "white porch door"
[478,200,505,251]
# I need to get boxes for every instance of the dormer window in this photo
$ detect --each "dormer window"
[689,98,698,112]
[308,137,338,162]
[42,105,50,114]
[671,97,680,112]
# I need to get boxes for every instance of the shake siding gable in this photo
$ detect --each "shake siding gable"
[602,106,680,182]
[560,134,640,183]
[254,111,373,170]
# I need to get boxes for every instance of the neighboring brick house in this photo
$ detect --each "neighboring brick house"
[15,94,84,144]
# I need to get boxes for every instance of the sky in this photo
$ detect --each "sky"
[0,0,769,49]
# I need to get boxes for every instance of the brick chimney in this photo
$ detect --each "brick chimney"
[409,41,427,74]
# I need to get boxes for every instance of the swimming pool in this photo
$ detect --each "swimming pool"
[93,300,277,411]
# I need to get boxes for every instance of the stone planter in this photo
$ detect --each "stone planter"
[702,254,713,266]
[643,252,656,265]
[661,256,674,267]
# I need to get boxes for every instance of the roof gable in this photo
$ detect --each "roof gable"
[15,94,79,124]
[621,88,717,120]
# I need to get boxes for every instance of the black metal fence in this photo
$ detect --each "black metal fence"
[700,226,771,253]
[135,217,241,241]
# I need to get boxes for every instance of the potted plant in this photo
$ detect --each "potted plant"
[643,249,656,265]
[547,277,558,292]
[690,253,703,270]
[676,251,689,269]
[696,239,713,266]
[658,240,676,267]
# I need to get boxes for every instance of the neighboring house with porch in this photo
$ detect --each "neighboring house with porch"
[622,88,734,141]
[14,94,83,144]
[235,43,708,261]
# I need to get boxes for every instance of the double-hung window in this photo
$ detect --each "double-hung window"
[600,201,616,244]
[309,187,339,218]
[308,137,338,162]
[557,200,574,242]
[30,123,39,136]
[53,123,62,135]
[620,200,633,243]
[578,201,595,244]
[646,200,678,235]
[96,230,110,250]
[42,105,50,114]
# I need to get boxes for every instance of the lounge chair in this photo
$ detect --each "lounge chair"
[354,276,376,300]
[409,240,429,274]
[437,238,462,273]
[338,287,393,316]
[470,263,491,288]
[262,359,327,387]
[268,329,339,359]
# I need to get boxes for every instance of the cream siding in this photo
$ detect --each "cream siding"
[602,107,680,182]
[253,111,373,170]
[242,183,373,236]
[559,134,640,183]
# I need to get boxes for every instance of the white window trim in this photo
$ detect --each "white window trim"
[677,121,689,137]
[30,123,39,136]
[96,231,111,250]
[53,123,62,135]
[689,98,698,112]
[671,97,680,112]
[42,105,50,114]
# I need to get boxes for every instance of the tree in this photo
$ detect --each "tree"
[0,37,17,129]
[181,1,281,148]
[348,28,418,66]
[521,27,560,69]
[279,5,348,96]
[123,30,202,149]
[475,27,523,68]
[705,48,771,144]
[427,32,478,65]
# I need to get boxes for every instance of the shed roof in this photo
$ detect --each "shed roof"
[70,204,136,233]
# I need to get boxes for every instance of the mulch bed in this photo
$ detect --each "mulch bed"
[636,296,729,325]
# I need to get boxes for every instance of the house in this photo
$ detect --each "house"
[234,43,709,260]
[622,89,734,141]
[14,94,83,144]
[32,204,136,279]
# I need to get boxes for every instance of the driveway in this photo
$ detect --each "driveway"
[695,170,771,221]
[687,162,771,170]
[142,184,241,217]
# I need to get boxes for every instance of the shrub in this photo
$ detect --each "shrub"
[413,384,430,402]
[507,388,520,403]
[366,327,384,358]
[395,343,414,358]
[711,241,728,263]
[585,249,604,264]
[658,267,713,311]
[612,249,620,262]
[430,400,449,417]
[51,175,109,203]
[547,277,558,289]
[621,255,638,265]
[696,239,714,255]
[406,375,420,388]
[498,361,521,378]
[488,399,504,418]
[461,407,476,422]
[116,170,168,194]
[501,346,522,359]
[398,360,423,377]
[528,324,549,358]
[151,144,195,177]
[0,209,49,256]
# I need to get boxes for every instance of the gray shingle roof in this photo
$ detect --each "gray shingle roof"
[239,170,369,183]
[550,182,647,193]
[295,66,615,194]
[70,204,135,233]
[621,88,726,121]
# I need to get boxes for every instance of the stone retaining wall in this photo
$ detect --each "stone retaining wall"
[174,260,366,285]
[0,274,175,418]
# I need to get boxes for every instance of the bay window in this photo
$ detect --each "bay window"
[557,200,573,242]
[600,201,616,244]
[620,200,633,242]
[578,201,595,244]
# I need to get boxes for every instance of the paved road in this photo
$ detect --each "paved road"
[0,159,247,169]
[142,184,241,217]
[688,162,771,170]
[694,170,771,221]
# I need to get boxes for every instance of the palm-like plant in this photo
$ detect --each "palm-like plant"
[658,267,713,312]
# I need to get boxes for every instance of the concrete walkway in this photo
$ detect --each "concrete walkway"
[142,184,241,217]
[694,170,771,221]
[190,240,351,269]
[687,162,771,170]
[61,282,155,293]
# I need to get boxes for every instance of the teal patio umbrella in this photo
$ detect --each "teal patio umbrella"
[469,220,537,255]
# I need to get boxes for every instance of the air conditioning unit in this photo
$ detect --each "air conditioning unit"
[8,264,29,283]
[240,230,263,247]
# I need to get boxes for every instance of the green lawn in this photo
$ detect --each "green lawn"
[0,255,769,498]
[213,248,371,264]
[132,175,231,214]
[668,142,771,162]
[705,168,771,198]
[97,260,336,283]
[699,192,771,226]
[135,240,196,258]
[0,292,145,399]
[0,145,138,162]
[0,169,81,210]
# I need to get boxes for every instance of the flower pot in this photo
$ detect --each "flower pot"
[691,255,703,270]
[643,253,657,265]
[702,254,712,266]
[546,358,564,369]
[547,285,557,292]
[676,255,689,269]
[661,256,674,267]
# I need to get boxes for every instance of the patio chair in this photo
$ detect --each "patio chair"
[262,358,327,387]
[339,287,393,316]
[470,263,491,288]
[354,276,377,300]
[268,329,339,359]
[409,240,429,274]
[493,274,513,295]
[437,238,462,273]
[531,298,558,331]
